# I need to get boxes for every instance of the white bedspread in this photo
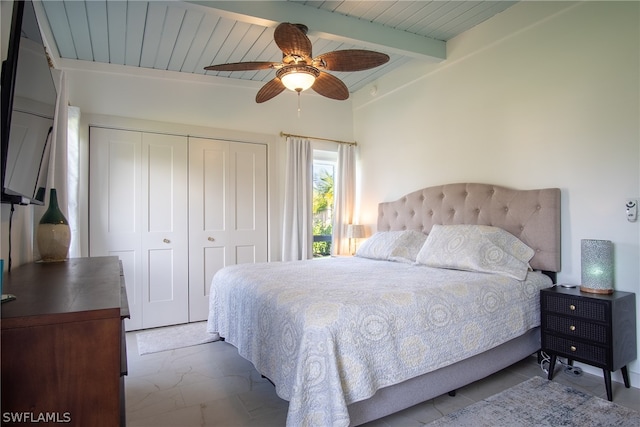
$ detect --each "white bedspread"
[207,257,552,426]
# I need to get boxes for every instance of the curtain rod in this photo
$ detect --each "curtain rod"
[280,131,357,146]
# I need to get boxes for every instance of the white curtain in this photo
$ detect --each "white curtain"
[48,70,69,210]
[282,137,313,261]
[66,105,80,258]
[33,70,70,259]
[332,143,357,255]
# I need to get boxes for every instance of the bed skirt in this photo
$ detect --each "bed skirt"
[348,327,541,426]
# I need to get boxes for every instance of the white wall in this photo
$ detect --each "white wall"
[353,1,640,384]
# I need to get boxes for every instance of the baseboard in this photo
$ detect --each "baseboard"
[573,362,639,390]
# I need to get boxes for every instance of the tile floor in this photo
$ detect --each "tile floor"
[125,330,640,426]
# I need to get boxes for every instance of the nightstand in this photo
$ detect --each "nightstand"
[540,286,637,401]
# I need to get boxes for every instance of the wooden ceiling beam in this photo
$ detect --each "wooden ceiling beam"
[187,1,446,62]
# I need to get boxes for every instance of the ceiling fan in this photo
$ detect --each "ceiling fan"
[204,23,390,103]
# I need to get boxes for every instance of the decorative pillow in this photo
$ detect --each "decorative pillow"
[356,230,427,263]
[415,225,534,280]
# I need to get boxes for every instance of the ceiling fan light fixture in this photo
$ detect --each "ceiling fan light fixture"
[206,23,389,103]
[277,65,319,92]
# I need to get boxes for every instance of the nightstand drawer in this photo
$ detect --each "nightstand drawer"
[542,334,607,366]
[541,293,608,322]
[543,314,609,344]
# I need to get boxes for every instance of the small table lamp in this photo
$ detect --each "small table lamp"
[580,239,614,294]
[346,224,365,255]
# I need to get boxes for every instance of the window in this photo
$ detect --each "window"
[313,150,337,257]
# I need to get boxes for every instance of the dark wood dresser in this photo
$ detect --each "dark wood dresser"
[540,285,637,401]
[1,256,129,426]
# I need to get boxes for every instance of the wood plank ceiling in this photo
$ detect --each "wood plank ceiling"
[35,1,517,94]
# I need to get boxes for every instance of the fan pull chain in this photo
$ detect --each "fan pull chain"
[297,91,302,117]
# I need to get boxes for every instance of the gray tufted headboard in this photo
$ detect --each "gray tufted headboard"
[377,183,561,272]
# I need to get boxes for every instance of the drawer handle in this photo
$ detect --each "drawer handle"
[569,325,576,331]
[208,237,215,242]
[163,238,171,244]
[569,304,576,311]
[570,345,577,352]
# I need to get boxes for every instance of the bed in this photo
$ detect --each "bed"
[207,183,561,426]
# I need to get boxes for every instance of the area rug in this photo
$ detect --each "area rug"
[136,321,219,355]
[427,376,640,427]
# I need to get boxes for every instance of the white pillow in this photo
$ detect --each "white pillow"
[356,230,427,263]
[388,230,429,263]
[415,224,534,280]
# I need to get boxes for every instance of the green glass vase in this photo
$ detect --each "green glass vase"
[37,188,71,262]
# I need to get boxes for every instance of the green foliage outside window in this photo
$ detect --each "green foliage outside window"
[313,166,334,257]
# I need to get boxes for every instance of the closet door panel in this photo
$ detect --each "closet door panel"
[140,133,189,328]
[236,245,257,265]
[148,249,175,301]
[89,128,143,330]
[147,143,175,230]
[230,144,268,263]
[202,146,227,231]
[188,138,267,322]
[188,138,227,322]
[108,142,138,233]
[194,246,226,313]
[90,128,188,330]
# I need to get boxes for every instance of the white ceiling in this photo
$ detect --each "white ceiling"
[34,1,517,95]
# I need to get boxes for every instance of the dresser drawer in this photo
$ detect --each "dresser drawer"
[541,293,608,322]
[542,334,608,367]
[543,313,609,345]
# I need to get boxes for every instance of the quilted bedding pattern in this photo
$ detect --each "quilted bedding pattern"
[207,257,552,426]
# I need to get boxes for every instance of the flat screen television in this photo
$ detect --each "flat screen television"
[1,0,57,206]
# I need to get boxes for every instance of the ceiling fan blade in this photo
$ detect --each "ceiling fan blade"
[256,78,286,103]
[314,50,390,72]
[205,62,280,72]
[311,71,349,100]
[274,23,312,59]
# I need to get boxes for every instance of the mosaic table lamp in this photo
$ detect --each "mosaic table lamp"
[580,239,614,294]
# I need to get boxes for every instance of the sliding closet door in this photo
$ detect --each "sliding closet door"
[90,127,189,330]
[188,137,268,321]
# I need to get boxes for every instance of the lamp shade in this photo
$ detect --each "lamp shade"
[580,239,614,294]
[346,224,365,239]
[277,65,319,92]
